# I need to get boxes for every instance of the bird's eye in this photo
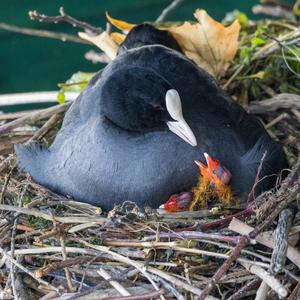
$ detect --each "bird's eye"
[152,104,164,111]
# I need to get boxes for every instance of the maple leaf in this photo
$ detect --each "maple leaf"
[105,12,135,33]
[168,9,240,78]
[81,10,240,79]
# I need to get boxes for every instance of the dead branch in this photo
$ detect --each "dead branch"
[0,22,89,44]
[155,0,185,23]
[0,102,71,135]
[229,218,300,268]
[29,7,103,35]
[271,208,294,273]
[247,93,300,114]
[252,4,295,20]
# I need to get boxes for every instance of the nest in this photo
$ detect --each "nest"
[0,4,300,300]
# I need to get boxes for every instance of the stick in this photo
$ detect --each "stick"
[246,93,300,114]
[29,113,62,142]
[252,4,295,20]
[0,102,71,135]
[0,248,59,293]
[97,268,131,296]
[102,289,165,300]
[229,218,300,268]
[29,7,103,34]
[270,208,294,273]
[0,91,78,106]
[79,240,219,299]
[0,204,107,224]
[241,262,288,298]
[227,279,261,300]
[155,0,185,23]
[0,22,89,44]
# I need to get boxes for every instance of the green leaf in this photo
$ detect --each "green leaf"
[251,37,266,48]
[239,47,251,65]
[57,71,96,103]
[57,91,66,104]
[238,71,266,80]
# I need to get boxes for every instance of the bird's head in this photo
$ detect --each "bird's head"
[118,24,182,55]
[195,153,232,188]
[159,192,193,212]
[100,66,197,146]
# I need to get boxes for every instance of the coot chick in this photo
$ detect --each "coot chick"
[15,26,287,211]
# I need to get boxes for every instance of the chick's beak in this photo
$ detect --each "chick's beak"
[195,153,232,185]
[159,192,193,212]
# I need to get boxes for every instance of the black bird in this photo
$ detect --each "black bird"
[15,25,287,211]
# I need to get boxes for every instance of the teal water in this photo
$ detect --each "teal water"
[0,0,264,95]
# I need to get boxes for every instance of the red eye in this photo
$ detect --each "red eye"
[152,104,163,111]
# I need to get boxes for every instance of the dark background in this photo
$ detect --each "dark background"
[0,0,265,94]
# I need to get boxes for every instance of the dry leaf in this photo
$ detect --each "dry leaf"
[89,10,240,78]
[168,9,240,78]
[106,12,135,33]
[110,32,126,45]
[79,31,118,60]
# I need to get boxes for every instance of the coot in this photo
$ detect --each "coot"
[15,25,287,211]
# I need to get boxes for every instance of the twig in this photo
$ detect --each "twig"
[120,232,239,244]
[155,0,185,23]
[0,22,89,44]
[246,93,300,114]
[59,233,74,292]
[270,208,294,273]
[8,184,28,300]
[252,4,295,20]
[247,151,267,201]
[241,262,288,298]
[0,248,59,293]
[199,204,255,231]
[79,240,218,299]
[29,7,103,35]
[29,113,62,142]
[0,91,78,106]
[227,279,261,300]
[102,289,165,300]
[265,112,289,129]
[0,166,15,204]
[229,218,300,268]
[288,281,300,300]
[97,268,131,296]
[0,102,71,135]
[35,256,104,278]
[0,204,107,224]
[198,235,250,300]
[79,240,164,300]
[255,282,269,300]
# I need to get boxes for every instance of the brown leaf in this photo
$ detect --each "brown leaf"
[78,31,118,60]
[110,32,126,45]
[105,12,135,33]
[88,10,240,79]
[168,9,240,78]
